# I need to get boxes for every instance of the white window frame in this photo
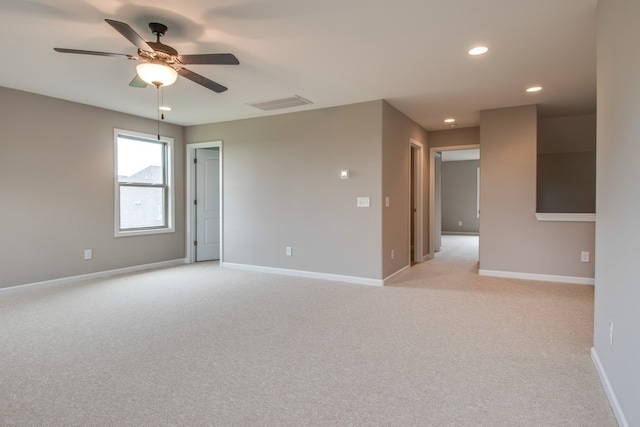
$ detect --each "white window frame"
[114,129,175,237]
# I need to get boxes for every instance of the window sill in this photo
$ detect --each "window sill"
[115,227,174,237]
[535,213,595,222]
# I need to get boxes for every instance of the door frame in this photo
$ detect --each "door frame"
[185,141,223,264]
[428,143,480,259]
[410,138,425,264]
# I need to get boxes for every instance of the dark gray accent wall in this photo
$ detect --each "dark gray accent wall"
[537,115,596,213]
[441,160,479,233]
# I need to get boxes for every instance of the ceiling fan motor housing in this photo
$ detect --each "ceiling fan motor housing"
[149,22,168,37]
[145,23,178,59]
[146,42,178,58]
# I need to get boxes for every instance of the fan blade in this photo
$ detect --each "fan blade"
[105,19,153,52]
[54,47,137,59]
[129,75,148,88]
[177,68,228,93]
[178,53,239,65]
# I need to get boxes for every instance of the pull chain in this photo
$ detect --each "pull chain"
[155,86,167,140]
[161,87,165,121]
[156,85,161,140]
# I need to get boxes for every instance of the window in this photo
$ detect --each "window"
[115,130,174,236]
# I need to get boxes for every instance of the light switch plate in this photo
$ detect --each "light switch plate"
[357,197,370,207]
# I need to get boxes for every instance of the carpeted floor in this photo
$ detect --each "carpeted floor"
[0,236,616,426]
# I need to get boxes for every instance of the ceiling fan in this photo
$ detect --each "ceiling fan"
[54,19,239,93]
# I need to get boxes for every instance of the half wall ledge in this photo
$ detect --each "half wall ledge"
[535,213,596,222]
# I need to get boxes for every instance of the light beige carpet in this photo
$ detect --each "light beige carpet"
[0,236,616,426]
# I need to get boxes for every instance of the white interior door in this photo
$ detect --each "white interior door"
[196,148,220,261]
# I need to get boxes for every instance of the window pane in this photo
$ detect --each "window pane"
[119,186,166,229]
[117,137,165,184]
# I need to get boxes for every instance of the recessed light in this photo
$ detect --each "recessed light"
[468,46,489,56]
[526,86,543,93]
[444,118,456,123]
[159,106,172,111]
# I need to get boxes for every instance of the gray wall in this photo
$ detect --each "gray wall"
[594,0,640,424]
[381,101,428,277]
[186,101,387,280]
[537,114,596,213]
[0,86,185,288]
[429,127,480,148]
[479,104,595,278]
[441,160,479,233]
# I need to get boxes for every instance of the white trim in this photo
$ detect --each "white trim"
[185,141,223,264]
[591,347,630,427]
[479,269,594,285]
[410,138,424,264]
[442,231,479,236]
[222,262,384,287]
[114,129,175,237]
[476,166,480,218]
[383,265,410,285]
[535,213,596,222]
[0,259,187,295]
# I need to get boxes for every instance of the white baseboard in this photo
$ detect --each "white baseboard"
[442,231,479,236]
[478,269,595,285]
[383,265,410,285]
[0,259,187,295]
[222,262,384,287]
[591,347,629,427]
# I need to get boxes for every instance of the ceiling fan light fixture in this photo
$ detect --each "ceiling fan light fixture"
[136,62,178,87]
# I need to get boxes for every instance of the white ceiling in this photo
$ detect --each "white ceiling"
[0,0,597,130]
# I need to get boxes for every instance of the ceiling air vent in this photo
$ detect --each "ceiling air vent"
[247,95,313,111]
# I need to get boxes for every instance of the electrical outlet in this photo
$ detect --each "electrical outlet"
[581,251,590,263]
[609,320,614,347]
[285,246,292,256]
[458,221,463,226]
[391,249,395,259]
[84,249,92,260]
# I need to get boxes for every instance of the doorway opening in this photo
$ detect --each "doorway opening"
[429,144,480,262]
[186,141,223,263]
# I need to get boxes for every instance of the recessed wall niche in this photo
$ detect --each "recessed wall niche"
[536,114,596,214]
